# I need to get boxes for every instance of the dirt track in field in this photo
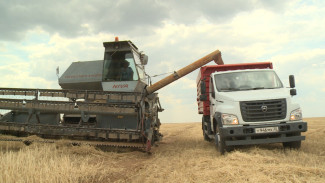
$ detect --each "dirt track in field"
[1,117,325,182]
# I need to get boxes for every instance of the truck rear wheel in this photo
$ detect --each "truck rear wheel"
[202,116,211,142]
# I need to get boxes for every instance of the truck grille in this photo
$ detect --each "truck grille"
[240,99,286,122]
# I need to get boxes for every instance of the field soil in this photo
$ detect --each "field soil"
[1,117,325,182]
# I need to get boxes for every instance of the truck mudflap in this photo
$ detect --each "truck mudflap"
[219,122,307,146]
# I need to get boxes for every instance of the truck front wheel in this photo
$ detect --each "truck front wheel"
[214,127,231,155]
[283,141,301,149]
[282,132,302,149]
[215,133,226,154]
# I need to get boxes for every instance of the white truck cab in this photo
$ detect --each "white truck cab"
[197,62,307,154]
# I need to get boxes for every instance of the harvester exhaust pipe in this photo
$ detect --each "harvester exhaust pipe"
[146,50,224,94]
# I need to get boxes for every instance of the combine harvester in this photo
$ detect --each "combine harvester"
[0,38,223,152]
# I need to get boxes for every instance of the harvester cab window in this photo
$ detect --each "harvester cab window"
[103,51,139,81]
[132,51,146,82]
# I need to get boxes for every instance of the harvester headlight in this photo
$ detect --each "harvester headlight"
[290,108,302,121]
[221,114,239,125]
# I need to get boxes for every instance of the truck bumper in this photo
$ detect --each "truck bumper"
[219,122,307,146]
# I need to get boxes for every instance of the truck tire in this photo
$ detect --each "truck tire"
[202,117,211,142]
[214,126,231,155]
[282,132,302,149]
[283,141,301,149]
[215,133,226,154]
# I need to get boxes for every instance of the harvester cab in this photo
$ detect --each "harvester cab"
[59,38,148,93]
[0,38,223,152]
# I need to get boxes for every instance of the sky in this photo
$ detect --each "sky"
[0,0,324,123]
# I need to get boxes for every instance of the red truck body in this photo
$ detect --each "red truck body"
[196,62,273,116]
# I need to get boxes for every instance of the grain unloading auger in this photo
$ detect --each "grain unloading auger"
[0,38,223,152]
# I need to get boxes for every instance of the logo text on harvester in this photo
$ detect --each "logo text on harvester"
[113,84,128,88]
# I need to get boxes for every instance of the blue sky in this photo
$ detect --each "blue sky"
[0,0,324,122]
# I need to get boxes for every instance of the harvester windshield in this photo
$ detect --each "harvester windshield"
[103,51,138,81]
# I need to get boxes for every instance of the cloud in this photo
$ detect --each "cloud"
[0,0,168,41]
[161,0,288,24]
[0,62,57,89]
[271,48,325,65]
[0,0,289,41]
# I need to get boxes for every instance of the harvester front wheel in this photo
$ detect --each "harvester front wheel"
[146,140,152,152]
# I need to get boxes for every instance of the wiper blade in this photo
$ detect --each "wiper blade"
[219,88,241,91]
[220,87,278,92]
[252,87,265,90]
[252,87,278,90]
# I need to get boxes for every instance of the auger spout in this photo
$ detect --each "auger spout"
[146,50,224,94]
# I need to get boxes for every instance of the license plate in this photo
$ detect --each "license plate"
[255,127,279,133]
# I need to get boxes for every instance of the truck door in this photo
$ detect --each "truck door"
[209,76,217,131]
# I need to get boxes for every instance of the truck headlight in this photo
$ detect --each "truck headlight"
[290,108,302,121]
[221,114,239,125]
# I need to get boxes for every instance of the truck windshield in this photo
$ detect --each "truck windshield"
[103,51,139,81]
[214,70,283,92]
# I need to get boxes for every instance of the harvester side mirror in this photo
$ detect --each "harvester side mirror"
[56,66,59,76]
[289,75,295,88]
[56,66,60,81]
[141,54,148,65]
[290,89,297,96]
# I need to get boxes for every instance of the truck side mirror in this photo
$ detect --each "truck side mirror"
[199,94,207,101]
[289,75,295,88]
[200,80,206,94]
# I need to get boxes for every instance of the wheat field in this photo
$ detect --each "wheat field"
[1,117,325,183]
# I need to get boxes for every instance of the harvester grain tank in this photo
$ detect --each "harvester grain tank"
[0,38,223,151]
[197,62,307,154]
